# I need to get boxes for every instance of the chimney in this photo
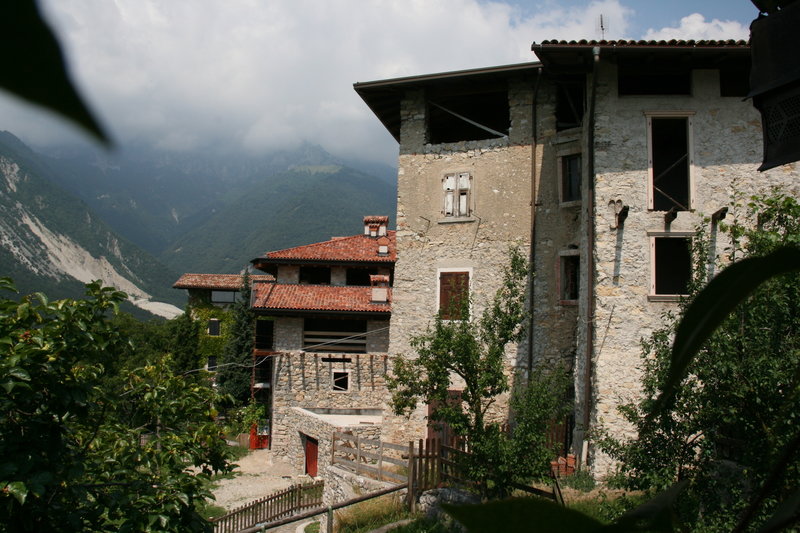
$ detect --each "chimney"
[363,215,389,238]
[377,236,390,256]
[370,274,390,303]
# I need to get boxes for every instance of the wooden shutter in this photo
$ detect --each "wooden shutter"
[439,271,469,320]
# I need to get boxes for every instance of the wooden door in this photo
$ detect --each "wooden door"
[304,435,318,477]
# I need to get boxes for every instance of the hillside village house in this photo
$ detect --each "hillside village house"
[354,40,800,475]
[175,216,395,475]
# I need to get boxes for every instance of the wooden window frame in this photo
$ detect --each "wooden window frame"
[646,111,696,212]
[441,172,473,220]
[558,150,582,206]
[648,231,694,301]
[331,370,350,392]
[437,268,472,320]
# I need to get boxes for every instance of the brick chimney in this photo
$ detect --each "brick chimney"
[363,215,389,238]
[370,274,390,303]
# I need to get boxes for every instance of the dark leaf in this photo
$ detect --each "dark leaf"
[0,0,110,145]
[657,246,800,411]
[756,487,800,533]
[605,481,686,532]
[443,498,604,533]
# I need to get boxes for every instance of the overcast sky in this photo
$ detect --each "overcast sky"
[1,0,758,166]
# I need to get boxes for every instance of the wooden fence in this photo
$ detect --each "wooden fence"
[211,481,323,533]
[331,431,408,484]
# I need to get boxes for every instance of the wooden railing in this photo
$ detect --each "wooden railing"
[211,481,323,533]
[331,432,408,484]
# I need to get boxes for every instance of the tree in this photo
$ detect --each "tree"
[388,247,569,497]
[0,279,231,532]
[599,193,800,531]
[216,272,255,405]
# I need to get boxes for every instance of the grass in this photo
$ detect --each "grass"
[305,521,321,533]
[335,493,411,533]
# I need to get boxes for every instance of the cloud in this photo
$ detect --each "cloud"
[643,13,749,41]
[0,1,644,165]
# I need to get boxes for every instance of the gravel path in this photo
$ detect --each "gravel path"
[211,449,308,512]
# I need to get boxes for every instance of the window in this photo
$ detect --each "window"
[442,173,471,218]
[303,318,367,353]
[651,235,692,298]
[439,270,470,320]
[648,114,693,211]
[254,319,274,351]
[428,90,509,144]
[559,153,582,204]
[559,253,580,303]
[206,355,217,371]
[211,290,236,303]
[332,371,349,392]
[555,76,585,131]
[299,266,331,285]
[207,318,220,336]
[346,267,378,286]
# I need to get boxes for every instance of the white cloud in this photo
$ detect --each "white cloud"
[0,1,638,165]
[643,13,749,41]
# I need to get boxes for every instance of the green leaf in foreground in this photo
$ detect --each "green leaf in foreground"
[0,0,110,145]
[657,246,800,412]
[443,498,603,533]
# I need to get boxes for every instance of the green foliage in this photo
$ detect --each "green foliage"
[560,470,597,493]
[389,248,567,497]
[216,273,255,405]
[334,494,410,533]
[0,279,232,532]
[192,305,232,366]
[599,193,800,530]
[223,401,267,437]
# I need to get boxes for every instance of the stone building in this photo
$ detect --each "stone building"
[355,40,800,475]
[248,215,396,474]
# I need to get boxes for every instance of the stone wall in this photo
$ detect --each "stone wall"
[582,64,800,475]
[270,351,389,451]
[383,75,538,445]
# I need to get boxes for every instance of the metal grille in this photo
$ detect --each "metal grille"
[765,91,800,143]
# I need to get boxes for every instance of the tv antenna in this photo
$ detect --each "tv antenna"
[597,14,606,40]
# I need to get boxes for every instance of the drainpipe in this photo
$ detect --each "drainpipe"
[527,67,543,384]
[582,46,600,464]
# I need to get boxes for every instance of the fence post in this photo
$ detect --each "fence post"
[326,505,334,533]
[355,435,361,475]
[378,440,384,481]
[407,440,416,512]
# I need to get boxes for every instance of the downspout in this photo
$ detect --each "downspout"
[527,67,543,383]
[582,47,600,462]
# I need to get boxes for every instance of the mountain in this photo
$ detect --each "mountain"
[40,142,397,274]
[0,132,183,319]
[42,142,397,257]
[160,164,397,273]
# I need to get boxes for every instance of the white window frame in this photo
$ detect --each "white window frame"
[331,370,351,392]
[436,267,473,320]
[648,231,694,301]
[558,250,580,305]
[645,111,696,212]
[441,172,473,219]
[557,150,582,206]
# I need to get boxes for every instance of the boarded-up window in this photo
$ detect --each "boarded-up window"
[299,266,331,285]
[649,116,691,211]
[443,173,471,218]
[439,271,469,320]
[211,290,236,303]
[207,318,221,336]
[304,318,367,353]
[653,237,692,295]
[332,371,349,392]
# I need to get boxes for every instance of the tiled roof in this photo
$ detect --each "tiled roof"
[173,273,274,290]
[252,283,391,314]
[256,231,396,263]
[535,39,748,48]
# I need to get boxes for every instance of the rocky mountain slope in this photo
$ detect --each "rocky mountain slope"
[0,132,183,318]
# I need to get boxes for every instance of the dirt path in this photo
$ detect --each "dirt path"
[212,449,309,512]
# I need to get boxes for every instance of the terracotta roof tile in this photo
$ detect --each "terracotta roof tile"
[535,39,749,48]
[252,283,391,313]
[173,273,274,290]
[257,231,396,263]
